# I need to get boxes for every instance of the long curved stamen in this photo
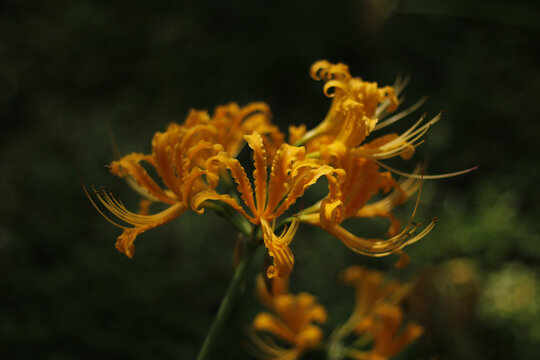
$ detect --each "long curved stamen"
[370,113,440,159]
[376,160,479,180]
[374,97,427,131]
[83,183,129,230]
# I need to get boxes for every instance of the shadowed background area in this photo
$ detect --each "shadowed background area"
[1,0,539,359]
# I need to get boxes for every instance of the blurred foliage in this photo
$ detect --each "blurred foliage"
[1,0,539,359]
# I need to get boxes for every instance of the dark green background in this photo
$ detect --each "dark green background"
[1,0,539,359]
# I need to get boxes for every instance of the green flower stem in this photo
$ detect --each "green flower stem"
[195,235,259,360]
[202,201,252,237]
[229,211,253,237]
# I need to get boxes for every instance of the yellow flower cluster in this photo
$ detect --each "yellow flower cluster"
[249,266,422,360]
[334,266,423,360]
[88,60,441,278]
[249,275,327,360]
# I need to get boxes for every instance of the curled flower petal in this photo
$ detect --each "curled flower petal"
[264,144,306,217]
[274,162,345,219]
[245,132,268,216]
[310,60,351,81]
[109,153,177,205]
[261,218,299,279]
[205,152,258,220]
[87,187,186,258]
[327,218,437,257]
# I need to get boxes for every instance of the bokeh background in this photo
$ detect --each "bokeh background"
[1,0,539,359]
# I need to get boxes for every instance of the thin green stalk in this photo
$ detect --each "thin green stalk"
[201,201,252,237]
[196,235,259,360]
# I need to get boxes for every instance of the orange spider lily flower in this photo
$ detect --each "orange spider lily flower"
[208,102,284,157]
[293,60,440,164]
[249,275,327,360]
[300,149,432,260]
[86,121,224,258]
[295,60,398,148]
[255,273,290,308]
[293,61,472,262]
[327,266,421,360]
[339,266,411,335]
[348,305,423,360]
[198,131,345,278]
[87,102,278,258]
